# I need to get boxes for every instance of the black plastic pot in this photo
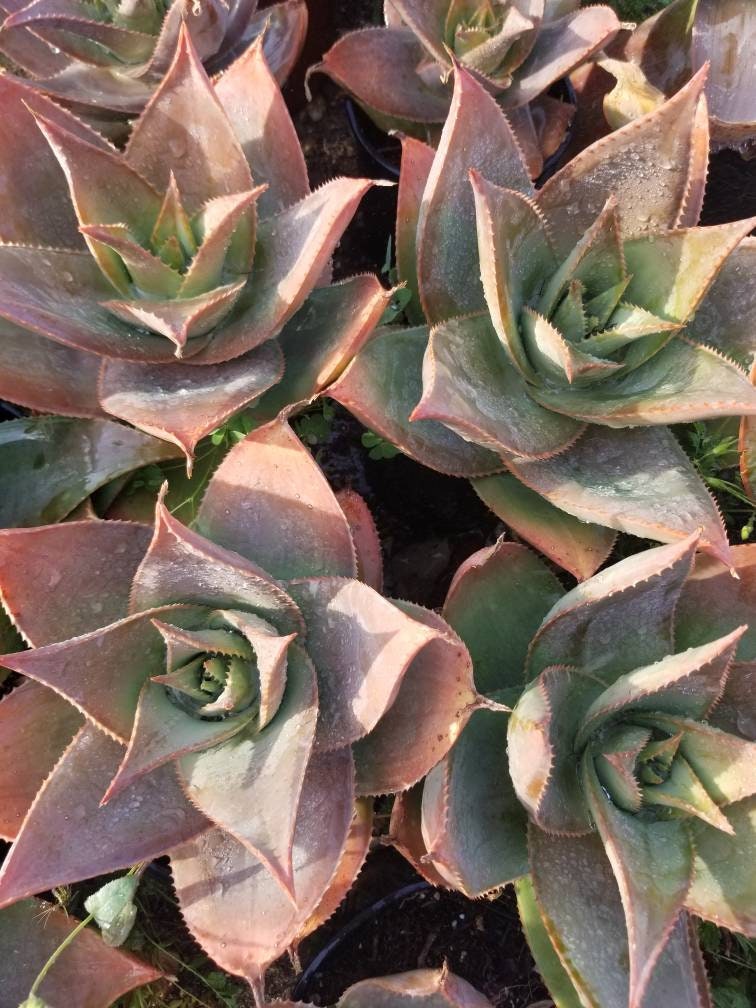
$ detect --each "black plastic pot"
[0,402,25,421]
[345,78,577,187]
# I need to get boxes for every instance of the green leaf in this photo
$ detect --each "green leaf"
[18,997,50,1008]
[515,876,583,1008]
[84,875,139,947]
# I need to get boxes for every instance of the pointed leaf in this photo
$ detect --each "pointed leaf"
[126,26,252,214]
[316,27,451,124]
[686,796,756,936]
[339,967,493,1008]
[181,188,264,294]
[170,747,355,983]
[197,417,356,579]
[528,532,699,680]
[0,417,178,528]
[397,137,435,326]
[0,898,162,1008]
[0,683,81,841]
[353,600,477,794]
[389,783,450,889]
[414,314,583,459]
[675,546,756,660]
[287,578,438,751]
[421,708,527,897]
[336,489,383,593]
[190,177,375,365]
[507,426,730,565]
[443,538,564,695]
[537,69,709,257]
[215,34,309,216]
[417,64,531,323]
[329,326,502,477]
[515,876,583,1008]
[179,644,317,899]
[0,520,150,646]
[684,240,756,366]
[0,724,208,908]
[653,717,756,807]
[99,339,283,461]
[130,494,303,635]
[472,472,615,581]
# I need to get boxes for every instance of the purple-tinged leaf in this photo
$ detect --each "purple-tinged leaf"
[0,723,208,909]
[396,137,435,326]
[338,966,494,1008]
[241,0,308,85]
[390,783,450,888]
[336,489,383,593]
[675,545,756,660]
[197,418,356,579]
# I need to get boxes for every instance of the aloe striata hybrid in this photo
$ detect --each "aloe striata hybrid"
[329,60,756,579]
[315,2,620,178]
[0,417,480,998]
[0,0,307,122]
[392,531,756,1008]
[0,26,389,475]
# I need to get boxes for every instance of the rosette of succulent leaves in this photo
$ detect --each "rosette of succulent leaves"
[591,0,756,152]
[0,26,393,527]
[0,417,483,1000]
[316,0,621,179]
[392,531,756,1008]
[0,0,307,128]
[329,60,756,581]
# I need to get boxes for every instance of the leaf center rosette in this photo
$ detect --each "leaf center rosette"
[445,1,535,86]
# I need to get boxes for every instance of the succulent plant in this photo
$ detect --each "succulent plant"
[281,967,495,1008]
[0,896,163,1007]
[0,417,480,996]
[597,0,756,152]
[314,1,620,178]
[391,531,756,1008]
[329,61,756,579]
[0,0,307,122]
[0,27,388,474]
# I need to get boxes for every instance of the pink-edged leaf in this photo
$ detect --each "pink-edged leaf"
[197,417,356,579]
[531,336,756,426]
[0,682,81,841]
[0,75,112,248]
[3,0,154,61]
[171,747,354,983]
[0,723,208,909]
[506,425,730,565]
[537,68,709,257]
[243,0,308,84]
[246,275,392,427]
[296,797,373,943]
[675,545,756,660]
[390,783,453,888]
[0,604,201,742]
[178,644,318,900]
[527,532,699,679]
[414,313,583,459]
[100,682,257,803]
[316,27,451,124]
[578,628,745,739]
[328,326,502,477]
[0,897,162,1008]
[336,489,383,592]
[470,172,556,378]
[99,338,283,463]
[692,0,756,147]
[339,966,494,1008]
[582,756,694,1008]
[0,319,104,419]
[0,416,179,529]
[0,0,70,77]
[129,493,304,635]
[286,578,438,751]
[188,177,376,365]
[221,609,294,728]
[215,33,309,215]
[0,246,180,364]
[529,826,712,1008]
[622,0,696,97]
[32,112,162,290]
[0,520,151,646]
[686,796,756,936]
[396,137,435,326]
[503,5,620,108]
[146,0,226,77]
[709,660,756,742]
[389,0,449,65]
[472,473,616,581]
[515,875,584,1008]
[417,64,531,324]
[443,538,564,695]
[181,186,264,294]
[78,222,183,298]
[353,600,477,795]
[126,25,253,214]
[623,218,756,325]
[420,708,528,897]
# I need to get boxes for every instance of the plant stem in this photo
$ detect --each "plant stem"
[28,912,94,997]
